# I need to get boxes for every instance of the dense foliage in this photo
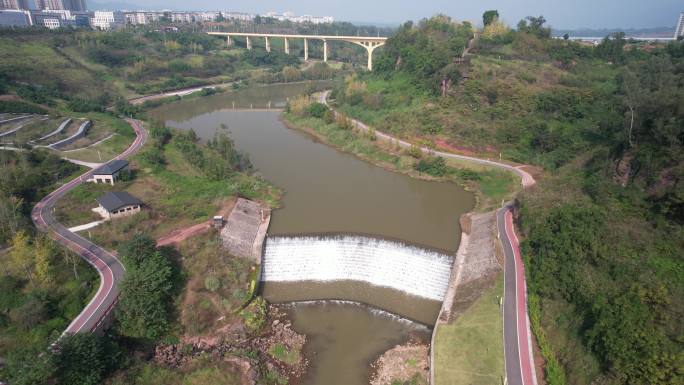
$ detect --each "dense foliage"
[333,11,684,385]
[374,15,473,93]
[115,234,178,340]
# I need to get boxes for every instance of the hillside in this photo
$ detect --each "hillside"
[331,14,684,385]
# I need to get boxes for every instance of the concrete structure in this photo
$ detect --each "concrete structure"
[262,235,454,301]
[91,159,129,185]
[90,10,124,30]
[0,0,30,10]
[35,0,87,11]
[123,11,161,25]
[220,198,270,263]
[0,9,31,26]
[676,12,684,39]
[48,120,90,149]
[262,11,333,24]
[95,191,142,220]
[208,32,387,70]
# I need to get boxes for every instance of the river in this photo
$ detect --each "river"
[149,82,475,385]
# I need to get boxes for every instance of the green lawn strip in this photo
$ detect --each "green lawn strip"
[433,275,504,385]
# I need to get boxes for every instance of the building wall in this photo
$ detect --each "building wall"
[92,167,128,185]
[101,204,141,219]
[676,12,684,39]
[36,0,86,11]
[0,9,31,25]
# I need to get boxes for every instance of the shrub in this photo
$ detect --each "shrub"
[307,102,328,119]
[204,276,220,292]
[0,100,47,114]
[414,156,448,176]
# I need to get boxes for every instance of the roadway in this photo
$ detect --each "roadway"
[498,205,538,385]
[318,90,538,385]
[31,118,147,335]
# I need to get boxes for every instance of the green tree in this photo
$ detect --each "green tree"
[117,233,158,268]
[116,250,174,339]
[482,10,499,26]
[1,345,56,385]
[55,333,119,385]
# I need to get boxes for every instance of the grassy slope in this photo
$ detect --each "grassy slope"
[433,275,504,385]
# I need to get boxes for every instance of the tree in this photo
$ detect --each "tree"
[117,233,157,268]
[482,10,499,26]
[9,231,35,285]
[1,345,56,385]
[33,235,54,287]
[116,250,173,339]
[563,33,570,40]
[55,333,118,385]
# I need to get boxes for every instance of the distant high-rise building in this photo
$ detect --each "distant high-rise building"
[675,12,684,39]
[0,0,31,10]
[35,0,87,11]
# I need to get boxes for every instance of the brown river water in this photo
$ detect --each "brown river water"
[149,82,475,385]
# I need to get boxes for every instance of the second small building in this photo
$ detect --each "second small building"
[95,191,142,219]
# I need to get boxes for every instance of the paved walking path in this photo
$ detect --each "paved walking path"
[319,91,538,385]
[31,118,147,335]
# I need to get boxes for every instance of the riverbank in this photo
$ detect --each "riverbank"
[281,92,536,384]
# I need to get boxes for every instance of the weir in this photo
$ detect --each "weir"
[262,234,454,301]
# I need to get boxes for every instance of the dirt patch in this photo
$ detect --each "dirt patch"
[370,341,429,385]
[434,138,499,158]
[157,197,237,247]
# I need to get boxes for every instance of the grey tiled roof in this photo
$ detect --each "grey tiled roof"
[93,159,129,175]
[96,191,142,212]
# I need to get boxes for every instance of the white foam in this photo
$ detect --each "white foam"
[262,235,454,301]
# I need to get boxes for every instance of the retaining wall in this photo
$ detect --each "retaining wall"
[49,120,91,149]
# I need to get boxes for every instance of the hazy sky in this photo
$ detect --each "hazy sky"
[108,0,682,29]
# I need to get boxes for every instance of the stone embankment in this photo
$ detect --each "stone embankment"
[262,235,454,301]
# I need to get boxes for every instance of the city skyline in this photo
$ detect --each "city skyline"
[85,0,682,29]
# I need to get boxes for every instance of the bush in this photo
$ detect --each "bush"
[307,102,328,119]
[0,100,47,114]
[414,156,448,176]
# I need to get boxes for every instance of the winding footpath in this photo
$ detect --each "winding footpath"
[31,118,147,335]
[319,91,538,385]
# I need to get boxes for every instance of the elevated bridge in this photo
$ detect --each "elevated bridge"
[207,32,387,70]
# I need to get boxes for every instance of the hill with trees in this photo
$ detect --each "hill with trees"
[331,13,683,385]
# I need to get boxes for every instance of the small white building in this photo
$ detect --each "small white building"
[91,159,129,185]
[95,191,142,220]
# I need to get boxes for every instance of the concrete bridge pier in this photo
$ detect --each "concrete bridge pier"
[304,38,308,61]
[265,36,271,52]
[246,36,252,50]
[323,39,328,62]
[284,37,289,54]
[226,35,232,46]
[354,40,386,71]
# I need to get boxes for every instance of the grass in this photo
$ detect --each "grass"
[268,343,301,365]
[107,355,242,385]
[432,275,504,385]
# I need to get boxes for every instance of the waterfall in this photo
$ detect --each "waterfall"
[262,235,454,301]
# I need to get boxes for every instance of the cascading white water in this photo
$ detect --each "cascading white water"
[262,235,454,301]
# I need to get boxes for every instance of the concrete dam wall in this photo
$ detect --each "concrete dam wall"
[262,235,454,301]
